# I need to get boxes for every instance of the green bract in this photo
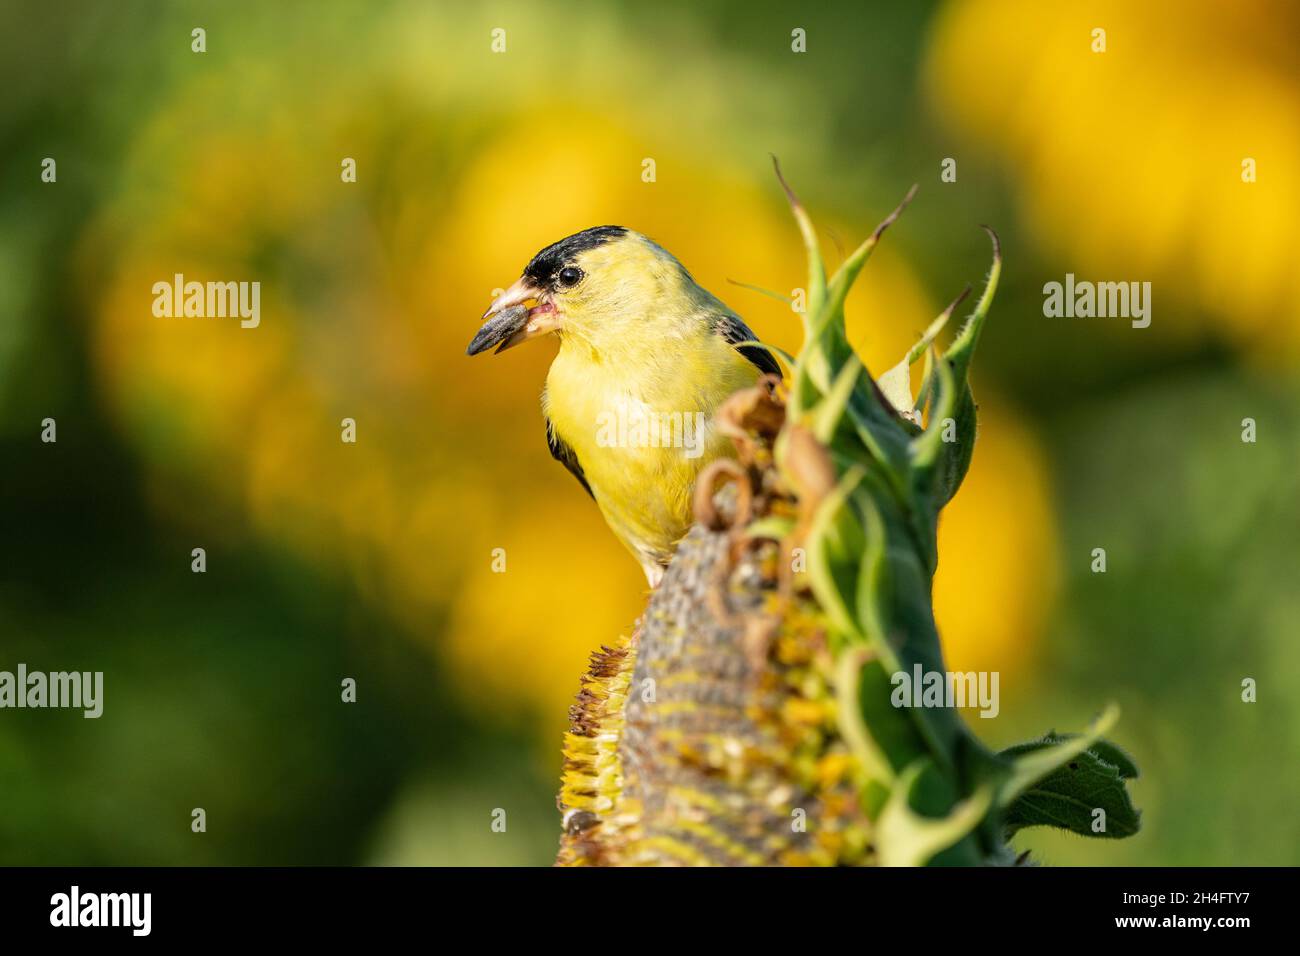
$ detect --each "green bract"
[768,159,1141,864]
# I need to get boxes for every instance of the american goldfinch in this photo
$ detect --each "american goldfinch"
[468,226,780,585]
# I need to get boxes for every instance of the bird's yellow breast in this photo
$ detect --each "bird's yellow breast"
[544,324,759,571]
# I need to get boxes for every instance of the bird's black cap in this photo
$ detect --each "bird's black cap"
[523,226,628,284]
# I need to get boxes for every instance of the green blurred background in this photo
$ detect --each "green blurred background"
[1,0,1296,865]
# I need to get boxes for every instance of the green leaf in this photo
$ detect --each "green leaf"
[999,736,1142,839]
[771,157,830,419]
[996,709,1142,840]
[813,352,863,443]
[804,466,867,639]
[910,343,957,474]
[834,647,896,786]
[771,156,826,329]
[1001,734,1140,781]
[931,227,1000,506]
[1086,739,1140,780]
[846,384,913,478]
[877,758,993,866]
[875,357,915,422]
[850,483,892,660]
[941,226,1001,392]
[879,285,970,422]
[998,703,1119,805]
[825,183,918,321]
[936,383,977,509]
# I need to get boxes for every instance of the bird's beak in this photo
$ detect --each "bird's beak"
[466,277,561,356]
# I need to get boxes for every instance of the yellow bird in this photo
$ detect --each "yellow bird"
[468,226,781,585]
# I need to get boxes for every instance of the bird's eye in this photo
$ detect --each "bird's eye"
[557,266,583,289]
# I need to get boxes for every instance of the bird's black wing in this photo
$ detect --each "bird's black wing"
[715,313,783,379]
[546,419,595,499]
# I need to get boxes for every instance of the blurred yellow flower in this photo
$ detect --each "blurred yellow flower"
[926,0,1300,361]
[445,499,647,735]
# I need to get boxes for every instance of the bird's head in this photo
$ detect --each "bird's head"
[468,225,699,356]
